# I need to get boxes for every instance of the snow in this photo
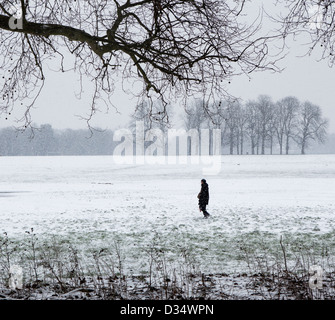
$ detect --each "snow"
[0,154,334,275]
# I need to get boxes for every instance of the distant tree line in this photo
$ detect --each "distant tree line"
[0,95,330,156]
[183,95,329,155]
[0,125,116,156]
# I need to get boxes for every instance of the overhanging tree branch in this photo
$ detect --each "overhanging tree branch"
[0,0,282,127]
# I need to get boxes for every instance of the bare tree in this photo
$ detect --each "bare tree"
[0,0,278,128]
[273,101,286,155]
[282,97,300,155]
[267,109,277,155]
[294,101,328,155]
[255,95,274,155]
[182,99,208,155]
[274,96,300,155]
[281,0,335,66]
[129,100,170,132]
[205,100,227,155]
[129,99,170,155]
[245,100,259,155]
[235,102,248,155]
[182,95,329,156]
[223,100,241,155]
[183,99,207,132]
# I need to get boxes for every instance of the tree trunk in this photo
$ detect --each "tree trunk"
[301,143,305,155]
[229,129,234,155]
[256,135,259,155]
[301,136,306,155]
[251,137,255,155]
[278,134,283,155]
[261,137,265,155]
[285,135,290,155]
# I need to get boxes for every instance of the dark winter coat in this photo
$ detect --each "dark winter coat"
[198,182,209,206]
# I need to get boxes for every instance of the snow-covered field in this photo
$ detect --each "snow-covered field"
[0,155,334,275]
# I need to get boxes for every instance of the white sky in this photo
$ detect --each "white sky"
[0,1,334,133]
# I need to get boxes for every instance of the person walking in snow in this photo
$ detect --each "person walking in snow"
[198,179,210,218]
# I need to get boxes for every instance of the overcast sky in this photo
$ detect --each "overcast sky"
[0,1,334,133]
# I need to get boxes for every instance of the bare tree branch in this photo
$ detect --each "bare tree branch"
[0,0,281,127]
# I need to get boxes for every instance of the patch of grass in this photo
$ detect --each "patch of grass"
[0,229,335,299]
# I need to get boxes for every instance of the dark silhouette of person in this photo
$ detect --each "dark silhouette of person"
[198,179,210,218]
